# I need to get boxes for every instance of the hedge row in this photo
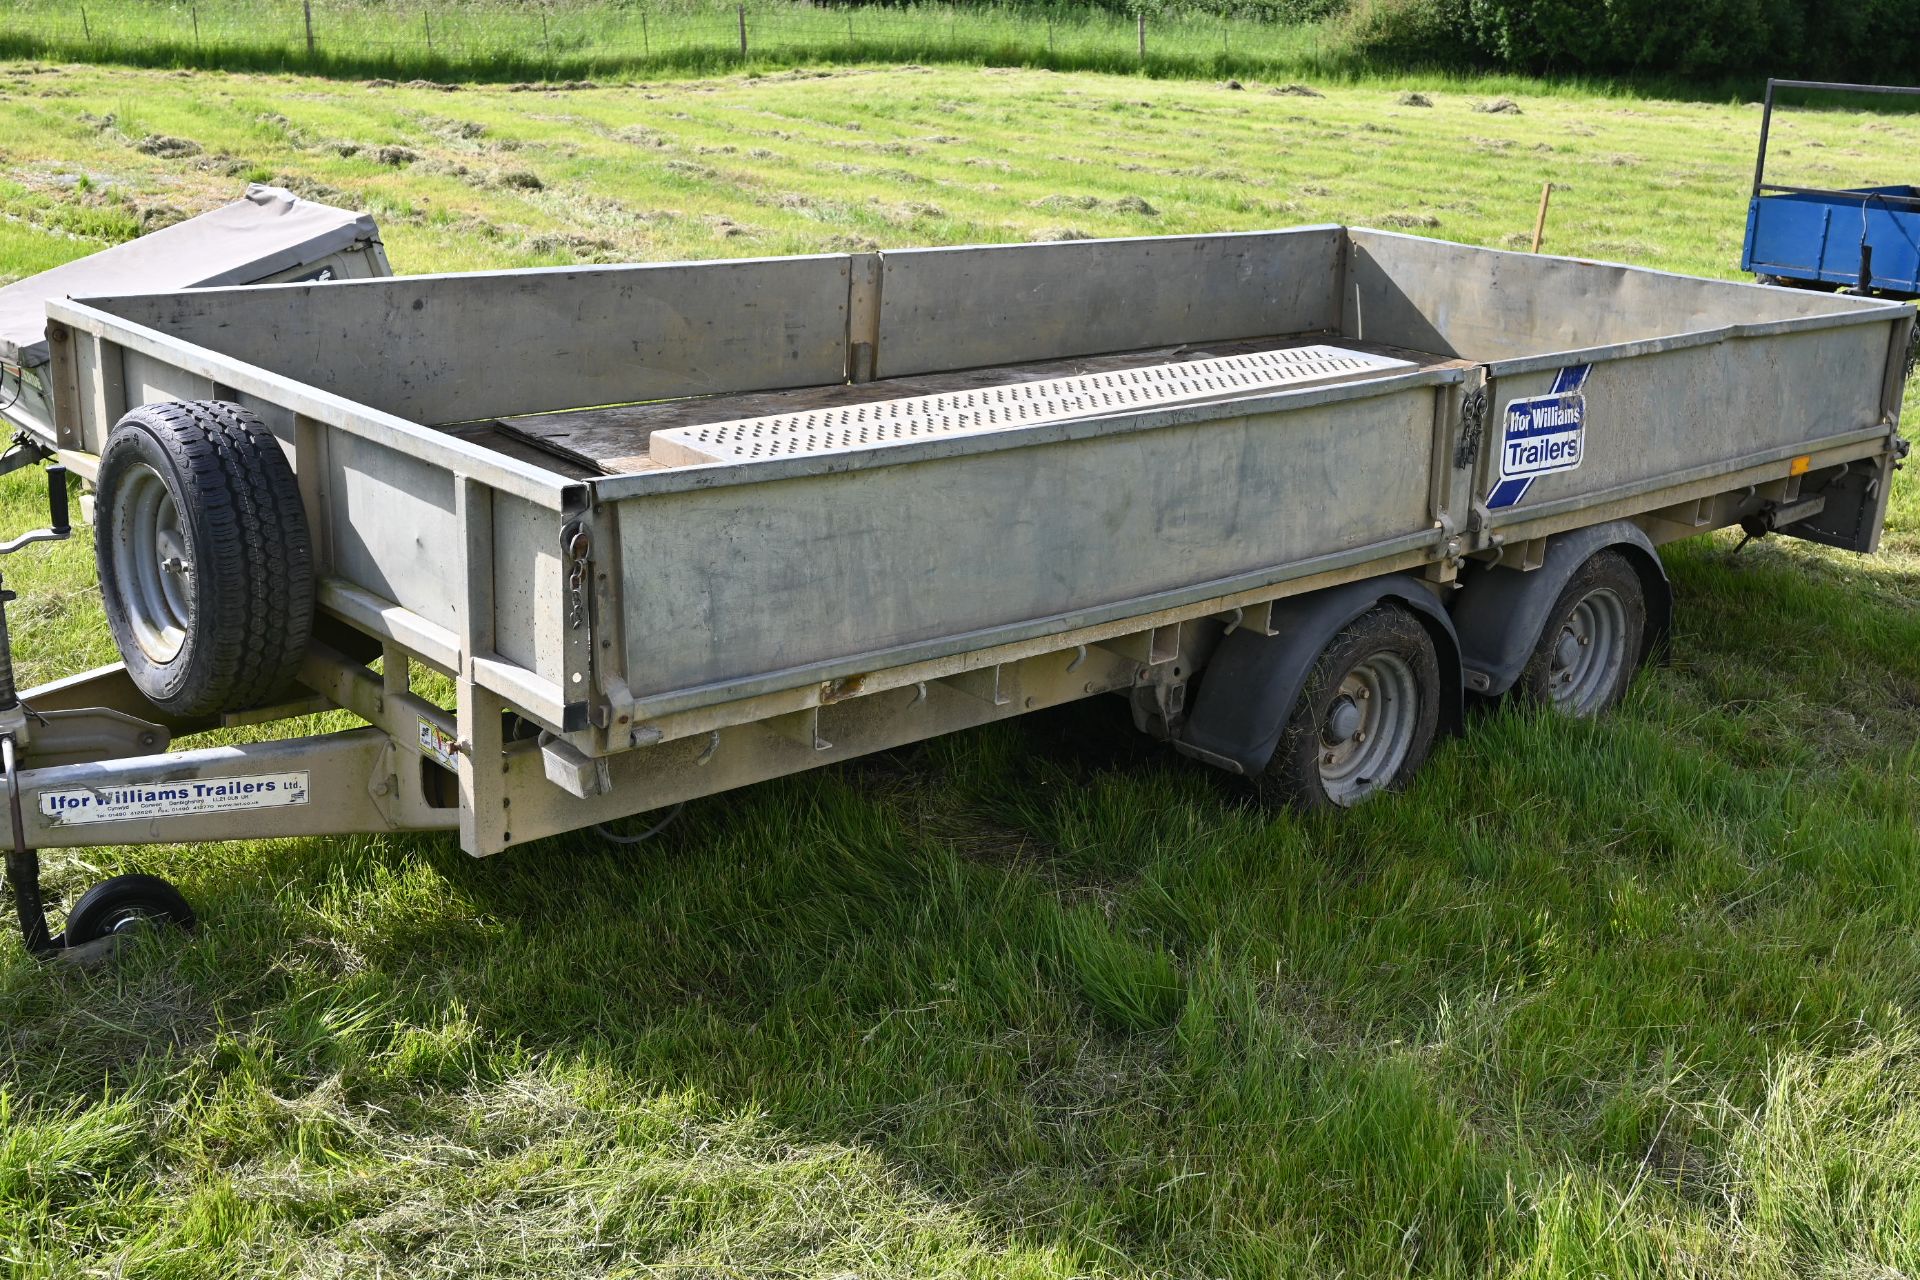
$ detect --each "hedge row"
[1340,0,1920,78]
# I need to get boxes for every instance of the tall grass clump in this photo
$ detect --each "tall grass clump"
[1332,0,1468,66]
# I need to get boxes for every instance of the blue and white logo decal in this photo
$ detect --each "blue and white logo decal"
[1487,364,1589,509]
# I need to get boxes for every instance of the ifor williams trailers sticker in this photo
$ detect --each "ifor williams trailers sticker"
[39,772,310,826]
[1487,364,1589,509]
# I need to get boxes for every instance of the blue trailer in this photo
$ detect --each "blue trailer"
[1741,78,1920,299]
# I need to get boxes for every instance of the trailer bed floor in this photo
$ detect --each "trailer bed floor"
[441,333,1467,478]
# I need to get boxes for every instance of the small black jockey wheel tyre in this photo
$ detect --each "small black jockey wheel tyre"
[95,400,314,717]
[62,874,196,946]
[1516,548,1647,718]
[1260,605,1442,810]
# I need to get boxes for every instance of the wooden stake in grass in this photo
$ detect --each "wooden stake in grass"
[1137,11,1146,61]
[1531,182,1554,254]
[736,4,746,58]
[80,4,90,42]
[302,0,314,58]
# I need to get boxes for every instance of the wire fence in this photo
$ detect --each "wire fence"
[0,1,1336,82]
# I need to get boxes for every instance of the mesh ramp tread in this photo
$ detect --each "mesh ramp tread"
[650,344,1414,467]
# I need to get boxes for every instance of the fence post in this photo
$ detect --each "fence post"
[1046,14,1053,52]
[1531,183,1555,253]
[191,4,200,48]
[302,0,315,57]
[541,7,552,64]
[80,4,90,41]
[736,4,746,57]
[423,9,431,51]
[641,8,648,55]
[1137,11,1145,61]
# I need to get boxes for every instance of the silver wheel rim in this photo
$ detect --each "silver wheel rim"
[100,907,157,936]
[1317,651,1419,807]
[1548,587,1628,716]
[109,463,191,665]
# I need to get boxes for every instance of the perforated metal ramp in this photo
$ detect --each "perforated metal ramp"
[648,344,1414,466]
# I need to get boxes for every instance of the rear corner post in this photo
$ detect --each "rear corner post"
[1424,371,1485,585]
[454,476,511,855]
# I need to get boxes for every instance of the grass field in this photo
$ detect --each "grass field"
[0,0,1345,86]
[1,58,1919,1278]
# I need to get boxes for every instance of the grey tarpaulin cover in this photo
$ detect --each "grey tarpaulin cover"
[0,184,379,370]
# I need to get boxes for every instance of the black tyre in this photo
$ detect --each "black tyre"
[1514,548,1646,717]
[63,873,196,945]
[1756,273,1839,294]
[1258,605,1442,810]
[95,400,313,717]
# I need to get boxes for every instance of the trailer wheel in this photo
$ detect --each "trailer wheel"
[1515,548,1645,717]
[96,401,313,717]
[61,873,196,946]
[1259,606,1441,809]
[1755,273,1839,294]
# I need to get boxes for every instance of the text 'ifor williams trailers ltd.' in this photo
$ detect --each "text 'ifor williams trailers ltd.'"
[0,214,1912,960]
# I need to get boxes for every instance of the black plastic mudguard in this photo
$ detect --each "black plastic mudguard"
[1449,520,1672,698]
[1175,574,1464,777]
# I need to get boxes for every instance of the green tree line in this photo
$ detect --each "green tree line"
[1328,0,1917,78]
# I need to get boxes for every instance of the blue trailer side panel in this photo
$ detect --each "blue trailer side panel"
[1742,186,1920,297]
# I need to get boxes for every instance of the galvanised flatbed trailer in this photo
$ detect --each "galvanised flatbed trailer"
[0,226,1913,958]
